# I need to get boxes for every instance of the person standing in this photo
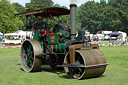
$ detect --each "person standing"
[32,18,44,36]
[0,35,2,42]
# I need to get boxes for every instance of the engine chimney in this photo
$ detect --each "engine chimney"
[70,4,77,40]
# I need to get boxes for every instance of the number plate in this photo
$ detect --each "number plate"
[83,43,91,47]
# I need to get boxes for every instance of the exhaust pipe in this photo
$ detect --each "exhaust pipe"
[70,4,77,40]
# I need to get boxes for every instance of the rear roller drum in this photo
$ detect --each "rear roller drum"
[64,49,107,79]
[20,39,42,72]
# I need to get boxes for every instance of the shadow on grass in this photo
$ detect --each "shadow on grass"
[17,63,21,65]
[19,65,106,80]
[40,65,70,79]
[79,75,106,80]
[20,68,24,71]
[19,65,69,79]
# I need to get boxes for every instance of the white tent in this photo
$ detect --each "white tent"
[4,30,26,44]
[14,30,26,36]
[118,31,127,41]
[0,32,3,35]
[5,30,26,36]
[5,33,17,36]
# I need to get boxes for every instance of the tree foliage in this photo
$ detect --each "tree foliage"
[78,0,128,33]
[0,0,23,33]
[13,3,26,31]
[108,0,128,32]
[26,0,54,10]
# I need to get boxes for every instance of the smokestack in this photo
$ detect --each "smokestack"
[70,4,77,40]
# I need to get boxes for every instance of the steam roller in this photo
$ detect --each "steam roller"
[18,3,108,80]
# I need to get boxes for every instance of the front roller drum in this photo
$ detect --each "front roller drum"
[20,39,42,72]
[64,49,107,79]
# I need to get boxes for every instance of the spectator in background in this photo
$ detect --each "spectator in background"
[94,38,98,44]
[119,36,122,46]
[2,36,5,47]
[0,36,2,42]
[109,42,112,46]
[114,41,117,46]
[116,39,119,44]
[95,38,98,41]
[91,38,93,42]
[0,35,2,47]
[125,37,127,43]
[21,36,25,42]
[99,42,101,47]
[102,43,105,47]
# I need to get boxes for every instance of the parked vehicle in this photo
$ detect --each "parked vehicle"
[102,31,112,40]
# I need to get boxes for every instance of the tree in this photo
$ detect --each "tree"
[0,0,23,33]
[78,1,102,33]
[13,3,26,31]
[78,0,128,33]
[13,3,26,13]
[76,7,82,30]
[108,0,128,33]
[26,0,54,10]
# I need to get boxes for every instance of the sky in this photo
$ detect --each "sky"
[10,0,101,7]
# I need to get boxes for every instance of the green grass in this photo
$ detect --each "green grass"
[0,46,128,85]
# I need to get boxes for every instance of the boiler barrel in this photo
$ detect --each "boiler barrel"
[51,43,65,53]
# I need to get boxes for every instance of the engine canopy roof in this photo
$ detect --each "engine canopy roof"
[16,7,70,18]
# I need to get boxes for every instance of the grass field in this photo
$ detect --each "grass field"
[0,46,128,85]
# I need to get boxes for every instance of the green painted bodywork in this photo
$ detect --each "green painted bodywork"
[33,30,40,40]
[58,29,70,38]
[48,34,59,45]
[47,29,69,53]
[40,40,44,55]
[52,43,65,53]
[33,30,44,58]
[15,10,44,17]
[33,29,68,54]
